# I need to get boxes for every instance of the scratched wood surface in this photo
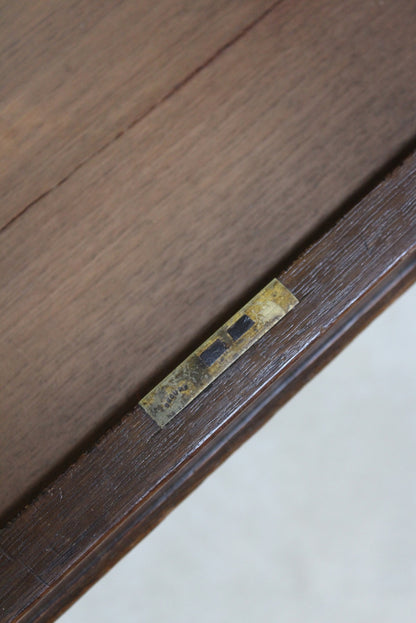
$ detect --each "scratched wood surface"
[1,0,416,523]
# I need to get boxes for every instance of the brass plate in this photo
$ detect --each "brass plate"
[140,279,298,427]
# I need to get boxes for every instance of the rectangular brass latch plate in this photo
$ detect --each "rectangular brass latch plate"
[139,279,298,427]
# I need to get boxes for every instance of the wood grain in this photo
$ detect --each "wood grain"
[0,145,414,623]
[1,0,416,521]
[0,0,275,229]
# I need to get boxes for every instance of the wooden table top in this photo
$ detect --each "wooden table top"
[2,0,416,521]
[1,2,415,620]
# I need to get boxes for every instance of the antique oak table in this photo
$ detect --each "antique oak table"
[0,2,415,621]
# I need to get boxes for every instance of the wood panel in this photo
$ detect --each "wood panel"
[0,0,275,229]
[1,0,416,521]
[0,145,414,623]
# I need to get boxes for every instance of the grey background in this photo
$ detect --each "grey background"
[60,284,416,623]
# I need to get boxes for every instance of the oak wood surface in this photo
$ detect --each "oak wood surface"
[1,0,416,521]
[0,0,275,229]
[1,146,415,623]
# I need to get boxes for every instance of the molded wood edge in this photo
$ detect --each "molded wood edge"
[1,152,415,622]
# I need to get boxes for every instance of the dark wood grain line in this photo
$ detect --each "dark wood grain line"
[0,0,279,234]
[1,148,415,623]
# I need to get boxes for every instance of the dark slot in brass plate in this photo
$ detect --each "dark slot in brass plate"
[139,279,298,427]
